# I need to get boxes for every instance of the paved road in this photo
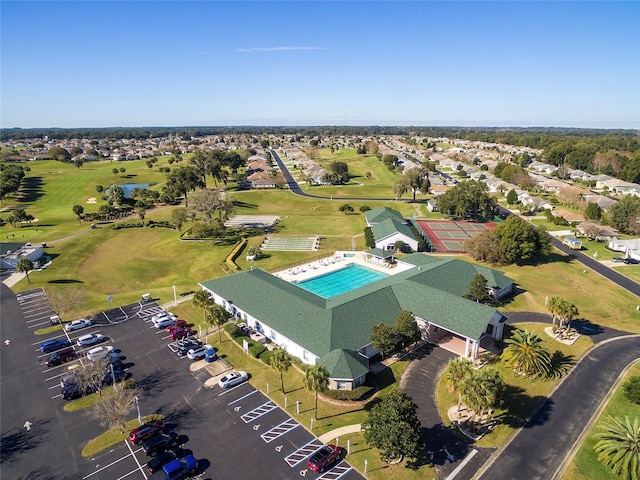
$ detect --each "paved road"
[271,149,409,202]
[474,335,640,480]
[550,236,640,298]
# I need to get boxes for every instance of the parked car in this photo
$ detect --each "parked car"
[152,313,177,328]
[129,420,165,445]
[40,338,72,353]
[218,371,248,389]
[142,433,178,457]
[60,372,78,388]
[611,257,624,263]
[307,444,341,473]
[162,455,198,480]
[65,319,93,332]
[77,333,106,346]
[624,257,639,264]
[87,345,114,361]
[102,368,127,386]
[169,328,194,341]
[186,346,208,360]
[166,320,188,332]
[61,383,94,400]
[175,339,203,356]
[146,450,176,474]
[43,347,77,367]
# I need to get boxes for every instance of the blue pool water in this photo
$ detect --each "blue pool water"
[295,264,388,298]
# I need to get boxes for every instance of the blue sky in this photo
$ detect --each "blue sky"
[2,1,639,129]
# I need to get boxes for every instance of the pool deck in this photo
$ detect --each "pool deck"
[272,251,414,283]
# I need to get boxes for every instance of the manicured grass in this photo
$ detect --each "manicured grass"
[82,414,164,458]
[34,324,63,335]
[497,252,640,334]
[561,362,640,480]
[436,323,593,448]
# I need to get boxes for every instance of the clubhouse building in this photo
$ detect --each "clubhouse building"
[200,253,514,390]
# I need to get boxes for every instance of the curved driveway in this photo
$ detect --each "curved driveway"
[474,335,640,480]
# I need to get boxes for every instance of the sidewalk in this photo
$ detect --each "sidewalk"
[317,424,361,444]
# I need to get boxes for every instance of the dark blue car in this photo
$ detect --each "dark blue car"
[162,455,197,480]
[40,338,72,353]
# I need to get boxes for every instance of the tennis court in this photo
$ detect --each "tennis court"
[260,236,320,251]
[414,219,497,253]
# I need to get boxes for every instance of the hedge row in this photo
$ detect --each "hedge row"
[225,237,247,271]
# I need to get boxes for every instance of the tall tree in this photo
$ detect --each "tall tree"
[303,365,329,419]
[270,349,292,394]
[362,390,425,463]
[501,329,552,379]
[90,385,142,433]
[594,416,640,480]
[461,367,504,425]
[164,166,203,207]
[393,311,420,347]
[205,303,231,342]
[192,290,215,323]
[72,204,84,224]
[464,273,492,304]
[371,323,397,358]
[16,258,34,283]
[444,357,474,412]
[436,180,497,220]
[403,167,431,201]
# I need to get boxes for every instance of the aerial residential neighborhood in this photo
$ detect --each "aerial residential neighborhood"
[1,2,639,480]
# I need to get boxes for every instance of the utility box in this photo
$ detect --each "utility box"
[50,315,60,325]
[141,293,151,303]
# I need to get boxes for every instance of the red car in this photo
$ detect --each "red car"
[166,320,188,332]
[169,328,194,341]
[307,444,340,473]
[129,420,165,445]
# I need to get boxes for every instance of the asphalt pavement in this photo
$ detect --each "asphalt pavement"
[474,335,640,480]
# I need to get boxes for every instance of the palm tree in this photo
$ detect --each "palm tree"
[556,298,579,331]
[502,329,552,379]
[444,357,473,412]
[16,258,34,283]
[72,204,84,224]
[304,365,329,419]
[594,415,640,480]
[270,349,292,394]
[192,290,215,323]
[204,304,231,342]
[546,295,561,329]
[459,367,503,428]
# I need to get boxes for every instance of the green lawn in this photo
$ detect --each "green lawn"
[561,362,640,480]
[436,323,593,448]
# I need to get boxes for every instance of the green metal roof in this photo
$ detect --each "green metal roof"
[365,206,405,225]
[319,349,369,379]
[200,255,513,362]
[371,217,417,243]
[365,248,394,259]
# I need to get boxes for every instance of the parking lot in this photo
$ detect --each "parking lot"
[6,287,364,480]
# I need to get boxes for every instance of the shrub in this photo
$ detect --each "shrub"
[146,220,174,229]
[259,349,275,365]
[623,375,640,404]
[323,384,375,401]
[249,343,266,358]
[112,222,143,230]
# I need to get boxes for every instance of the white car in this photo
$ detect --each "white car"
[77,333,105,346]
[87,345,114,361]
[218,371,248,389]
[186,345,210,360]
[65,319,93,332]
[151,313,177,328]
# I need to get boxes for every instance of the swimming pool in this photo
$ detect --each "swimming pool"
[295,264,388,298]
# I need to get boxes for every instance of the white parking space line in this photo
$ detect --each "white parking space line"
[81,443,145,479]
[124,439,148,479]
[28,320,53,329]
[228,388,258,405]
[218,382,252,397]
[317,461,352,479]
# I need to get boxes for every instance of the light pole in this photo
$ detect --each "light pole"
[135,396,142,425]
[173,285,177,306]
